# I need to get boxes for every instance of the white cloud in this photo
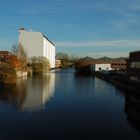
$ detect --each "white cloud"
[55,39,140,48]
[78,52,129,58]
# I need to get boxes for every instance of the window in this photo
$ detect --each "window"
[131,62,140,68]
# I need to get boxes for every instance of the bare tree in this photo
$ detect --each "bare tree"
[56,52,70,68]
[10,44,18,55]
[17,43,29,69]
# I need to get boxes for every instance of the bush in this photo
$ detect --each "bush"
[31,56,50,73]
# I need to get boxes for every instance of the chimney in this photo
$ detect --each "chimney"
[19,28,26,33]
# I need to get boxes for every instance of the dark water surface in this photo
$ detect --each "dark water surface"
[0,68,140,140]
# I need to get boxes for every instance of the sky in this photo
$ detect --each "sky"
[0,0,140,58]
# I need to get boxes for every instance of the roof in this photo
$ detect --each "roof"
[19,27,55,46]
[0,51,12,55]
[19,28,25,30]
[130,50,140,54]
[81,56,95,60]
[43,34,55,46]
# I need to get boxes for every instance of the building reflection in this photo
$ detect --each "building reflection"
[125,92,140,133]
[0,73,55,112]
[21,73,55,112]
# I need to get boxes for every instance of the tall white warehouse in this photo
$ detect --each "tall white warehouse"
[18,28,55,68]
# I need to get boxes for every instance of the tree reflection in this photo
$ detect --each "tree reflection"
[0,77,27,110]
[0,73,55,112]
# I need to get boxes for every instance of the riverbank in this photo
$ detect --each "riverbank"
[0,64,32,84]
[93,71,140,94]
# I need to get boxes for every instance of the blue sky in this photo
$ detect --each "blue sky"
[0,0,140,58]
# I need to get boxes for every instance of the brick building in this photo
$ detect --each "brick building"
[127,51,140,82]
[111,62,127,70]
[0,51,13,61]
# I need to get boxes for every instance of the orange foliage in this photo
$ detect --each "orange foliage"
[7,55,22,70]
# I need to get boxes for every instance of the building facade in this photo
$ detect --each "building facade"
[127,51,140,82]
[18,28,55,68]
[0,51,13,61]
[55,59,61,68]
[93,63,112,71]
[111,62,127,70]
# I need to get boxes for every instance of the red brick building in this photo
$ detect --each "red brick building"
[127,51,140,82]
[111,62,127,70]
[0,51,21,69]
[0,51,13,60]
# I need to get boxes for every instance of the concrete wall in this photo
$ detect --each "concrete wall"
[16,70,27,78]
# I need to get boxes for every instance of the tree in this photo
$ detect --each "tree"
[31,56,50,73]
[56,52,69,68]
[8,55,22,70]
[56,52,69,60]
[69,54,79,61]
[17,43,29,69]
[10,44,18,55]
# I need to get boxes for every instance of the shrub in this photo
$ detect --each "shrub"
[31,56,50,73]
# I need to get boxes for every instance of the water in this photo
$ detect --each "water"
[0,68,140,140]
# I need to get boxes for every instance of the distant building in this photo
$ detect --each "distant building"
[111,62,127,70]
[127,51,140,82]
[96,57,127,70]
[92,63,112,71]
[75,56,112,73]
[0,51,12,61]
[18,28,55,68]
[55,59,61,68]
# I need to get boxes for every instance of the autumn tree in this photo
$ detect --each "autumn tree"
[8,55,22,70]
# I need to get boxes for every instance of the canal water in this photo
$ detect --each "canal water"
[0,68,140,140]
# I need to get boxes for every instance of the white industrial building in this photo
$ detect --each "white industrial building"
[91,63,112,71]
[18,28,55,68]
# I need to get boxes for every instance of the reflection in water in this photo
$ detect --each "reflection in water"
[0,73,55,112]
[94,77,116,95]
[0,77,27,110]
[74,73,95,95]
[125,92,140,133]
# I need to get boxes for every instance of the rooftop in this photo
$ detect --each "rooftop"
[130,50,140,54]
[19,28,55,46]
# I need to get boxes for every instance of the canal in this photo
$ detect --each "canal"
[0,68,140,140]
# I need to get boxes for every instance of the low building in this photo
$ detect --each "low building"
[127,51,140,82]
[0,51,13,61]
[111,62,127,70]
[18,28,55,69]
[92,63,112,71]
[55,59,61,68]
